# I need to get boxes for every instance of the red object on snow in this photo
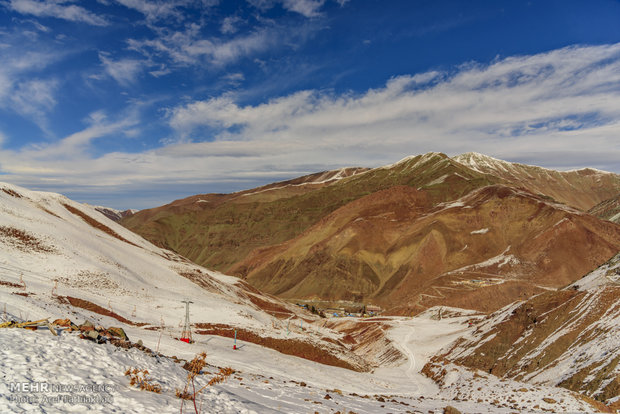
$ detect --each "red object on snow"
[233,345,237,350]
[180,337,190,343]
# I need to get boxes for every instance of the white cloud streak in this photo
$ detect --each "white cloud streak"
[167,43,620,170]
[2,43,620,208]
[114,0,184,22]
[247,0,326,17]
[99,53,146,86]
[0,44,63,131]
[128,23,278,67]
[220,16,242,34]
[5,0,108,26]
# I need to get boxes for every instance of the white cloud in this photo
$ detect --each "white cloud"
[0,108,140,167]
[221,15,242,34]
[128,24,277,67]
[281,0,325,17]
[11,78,58,129]
[222,72,245,85]
[0,42,64,131]
[99,53,146,86]
[114,0,181,21]
[247,0,326,17]
[6,0,108,26]
[169,43,620,170]
[2,43,620,209]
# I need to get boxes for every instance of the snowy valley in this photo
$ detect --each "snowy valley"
[0,181,617,413]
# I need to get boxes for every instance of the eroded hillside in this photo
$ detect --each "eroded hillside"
[121,152,620,314]
[425,253,620,409]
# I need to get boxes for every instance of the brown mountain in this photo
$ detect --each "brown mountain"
[232,184,620,314]
[121,152,620,314]
[122,153,496,271]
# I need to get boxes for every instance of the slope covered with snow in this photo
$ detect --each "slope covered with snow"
[0,181,608,413]
[431,252,620,409]
[0,181,371,372]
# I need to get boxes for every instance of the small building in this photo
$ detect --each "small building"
[365,305,382,316]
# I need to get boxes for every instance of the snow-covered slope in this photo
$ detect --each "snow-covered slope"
[0,181,607,413]
[0,311,600,413]
[0,182,289,331]
[431,252,620,409]
[0,181,373,372]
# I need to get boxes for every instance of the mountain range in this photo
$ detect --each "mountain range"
[2,157,619,411]
[122,152,620,314]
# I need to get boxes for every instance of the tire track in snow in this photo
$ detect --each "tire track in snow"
[403,322,416,379]
[392,319,416,380]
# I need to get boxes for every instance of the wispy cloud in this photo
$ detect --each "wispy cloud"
[169,43,620,170]
[220,15,242,34]
[99,53,146,86]
[0,108,140,169]
[128,23,279,67]
[247,0,327,17]
[2,43,620,209]
[12,78,58,131]
[113,0,184,22]
[4,0,108,26]
[0,39,64,132]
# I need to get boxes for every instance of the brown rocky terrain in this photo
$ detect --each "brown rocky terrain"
[232,184,620,314]
[121,152,620,314]
[589,193,620,224]
[426,253,620,409]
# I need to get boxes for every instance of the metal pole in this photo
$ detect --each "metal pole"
[181,300,194,343]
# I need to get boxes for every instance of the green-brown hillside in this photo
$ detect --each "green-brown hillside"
[122,152,620,314]
[232,185,620,314]
[122,153,497,271]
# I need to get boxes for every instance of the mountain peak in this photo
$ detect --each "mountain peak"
[452,152,515,174]
[382,152,448,170]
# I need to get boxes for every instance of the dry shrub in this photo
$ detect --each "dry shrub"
[124,368,162,393]
[177,352,233,413]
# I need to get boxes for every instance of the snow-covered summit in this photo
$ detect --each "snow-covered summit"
[451,151,534,175]
[453,151,615,176]
[91,205,138,222]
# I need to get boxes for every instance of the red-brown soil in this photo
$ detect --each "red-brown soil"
[0,279,24,288]
[57,296,147,326]
[194,323,368,372]
[0,226,56,253]
[63,204,139,247]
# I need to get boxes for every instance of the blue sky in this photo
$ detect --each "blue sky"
[1,0,620,209]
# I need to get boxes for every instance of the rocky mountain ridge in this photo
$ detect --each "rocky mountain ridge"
[121,152,620,314]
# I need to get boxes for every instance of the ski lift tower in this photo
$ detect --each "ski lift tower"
[180,300,194,343]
